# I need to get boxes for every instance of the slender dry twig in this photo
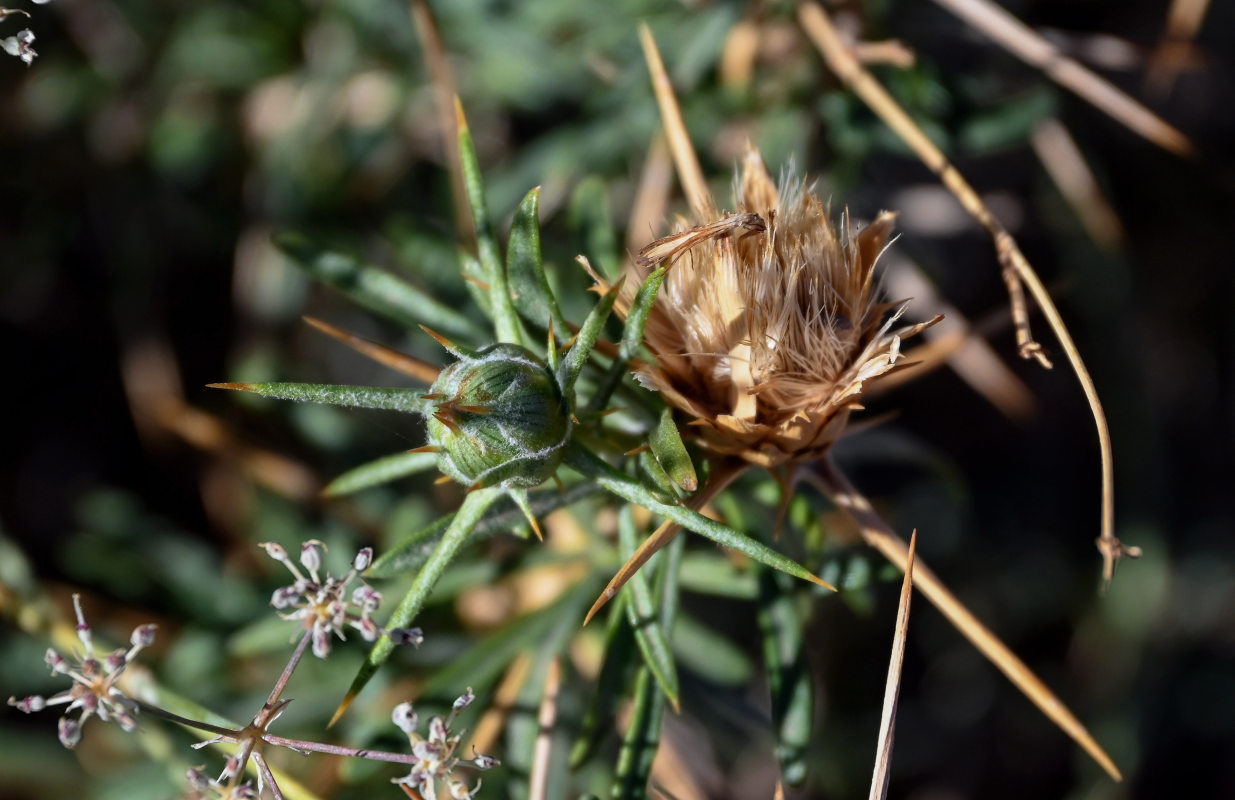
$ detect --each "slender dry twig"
[410,0,473,244]
[584,459,751,626]
[926,0,1194,157]
[809,458,1122,781]
[1147,0,1211,97]
[868,530,916,800]
[529,659,561,800]
[798,1,1135,586]
[470,653,534,756]
[627,132,674,256]
[303,316,441,383]
[1029,119,1126,249]
[883,256,1035,420]
[639,23,715,222]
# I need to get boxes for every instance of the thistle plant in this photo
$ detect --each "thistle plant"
[3,6,1148,797]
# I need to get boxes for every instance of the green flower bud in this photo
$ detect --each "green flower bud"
[426,344,571,489]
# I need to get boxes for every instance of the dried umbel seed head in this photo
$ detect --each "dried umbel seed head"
[425,344,571,489]
[619,147,937,468]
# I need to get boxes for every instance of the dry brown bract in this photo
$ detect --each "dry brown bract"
[619,147,938,469]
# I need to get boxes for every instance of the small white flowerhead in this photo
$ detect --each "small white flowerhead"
[8,595,155,748]
[1,29,37,66]
[391,687,497,798]
[262,540,411,659]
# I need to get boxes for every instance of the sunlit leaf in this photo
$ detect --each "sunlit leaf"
[506,186,570,341]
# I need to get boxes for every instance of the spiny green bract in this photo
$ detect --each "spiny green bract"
[426,343,571,489]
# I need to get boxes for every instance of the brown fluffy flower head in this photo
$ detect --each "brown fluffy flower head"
[620,147,937,468]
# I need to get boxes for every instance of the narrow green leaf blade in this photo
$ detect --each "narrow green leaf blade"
[209,382,431,415]
[368,482,603,579]
[276,233,484,340]
[566,443,833,593]
[758,569,813,788]
[507,186,570,341]
[557,280,620,393]
[570,592,637,768]
[612,667,665,800]
[322,451,439,497]
[585,266,666,414]
[337,488,502,719]
[649,406,697,492]
[618,507,679,710]
[456,104,522,345]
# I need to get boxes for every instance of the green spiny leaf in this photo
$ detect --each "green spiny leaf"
[208,382,431,415]
[506,186,570,342]
[566,442,833,593]
[368,482,603,579]
[618,507,680,710]
[611,667,664,800]
[585,265,665,413]
[758,568,813,787]
[557,279,620,394]
[456,102,522,345]
[322,451,439,497]
[338,487,502,719]
[649,406,697,492]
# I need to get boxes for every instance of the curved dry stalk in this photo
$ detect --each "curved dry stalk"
[869,530,916,800]
[798,1,1136,585]
[303,316,442,383]
[638,23,715,221]
[927,0,1194,157]
[809,459,1122,781]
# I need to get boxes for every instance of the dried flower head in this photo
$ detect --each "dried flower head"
[391,687,498,800]
[7,594,155,748]
[262,540,422,658]
[620,147,937,468]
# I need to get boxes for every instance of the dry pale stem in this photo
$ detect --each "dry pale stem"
[811,459,1122,781]
[529,658,561,800]
[470,652,534,755]
[1146,0,1211,96]
[927,0,1194,157]
[882,257,1035,420]
[639,22,715,221]
[1029,119,1126,248]
[410,0,473,244]
[869,530,916,800]
[799,0,1132,585]
[302,316,442,384]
